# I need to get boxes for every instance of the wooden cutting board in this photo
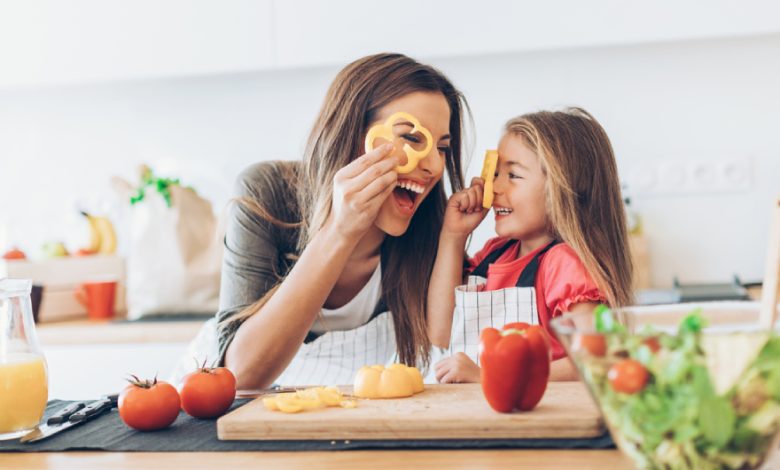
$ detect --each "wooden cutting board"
[217,382,604,441]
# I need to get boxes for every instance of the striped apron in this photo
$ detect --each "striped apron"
[428,241,558,379]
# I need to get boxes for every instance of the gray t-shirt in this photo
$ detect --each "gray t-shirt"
[215,161,302,365]
[216,160,386,365]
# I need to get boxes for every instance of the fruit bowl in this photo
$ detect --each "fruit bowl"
[552,302,780,469]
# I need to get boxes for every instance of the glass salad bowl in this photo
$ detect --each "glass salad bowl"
[552,302,780,470]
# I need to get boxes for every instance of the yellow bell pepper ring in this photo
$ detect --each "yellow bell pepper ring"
[481,150,499,209]
[364,112,433,174]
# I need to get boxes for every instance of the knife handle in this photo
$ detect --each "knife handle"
[47,402,86,425]
[69,398,113,423]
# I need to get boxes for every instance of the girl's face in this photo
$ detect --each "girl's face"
[492,134,549,241]
[371,91,452,236]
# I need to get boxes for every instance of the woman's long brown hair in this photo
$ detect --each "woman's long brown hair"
[224,53,469,368]
[504,108,634,308]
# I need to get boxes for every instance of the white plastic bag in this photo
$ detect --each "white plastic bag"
[125,183,221,319]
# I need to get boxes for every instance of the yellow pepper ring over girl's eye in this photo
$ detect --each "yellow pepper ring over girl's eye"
[364,112,434,174]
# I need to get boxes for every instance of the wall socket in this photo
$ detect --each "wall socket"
[626,158,752,196]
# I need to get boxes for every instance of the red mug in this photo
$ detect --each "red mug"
[74,280,117,320]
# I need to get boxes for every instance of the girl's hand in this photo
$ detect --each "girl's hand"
[442,177,489,239]
[329,143,398,241]
[434,352,481,383]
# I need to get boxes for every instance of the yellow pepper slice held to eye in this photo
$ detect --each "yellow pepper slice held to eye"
[364,112,433,174]
[481,150,499,209]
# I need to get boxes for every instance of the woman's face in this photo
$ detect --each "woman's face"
[370,91,452,237]
[492,133,549,241]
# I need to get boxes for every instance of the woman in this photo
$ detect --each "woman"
[217,53,469,389]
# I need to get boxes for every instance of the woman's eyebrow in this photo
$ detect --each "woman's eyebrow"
[393,122,450,142]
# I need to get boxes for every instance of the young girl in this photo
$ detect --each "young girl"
[427,107,633,383]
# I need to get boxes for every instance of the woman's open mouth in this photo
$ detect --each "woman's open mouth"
[392,179,425,217]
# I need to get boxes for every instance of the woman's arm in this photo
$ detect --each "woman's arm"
[427,177,488,348]
[225,145,398,390]
[226,222,362,389]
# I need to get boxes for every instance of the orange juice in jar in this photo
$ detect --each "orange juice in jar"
[1,279,49,440]
[0,353,48,436]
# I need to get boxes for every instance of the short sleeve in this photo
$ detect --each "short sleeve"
[536,244,606,360]
[538,244,605,319]
[216,162,300,365]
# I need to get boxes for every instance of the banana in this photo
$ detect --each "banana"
[94,216,117,254]
[81,211,102,253]
[80,212,117,254]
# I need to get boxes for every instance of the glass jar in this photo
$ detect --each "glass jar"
[0,279,48,440]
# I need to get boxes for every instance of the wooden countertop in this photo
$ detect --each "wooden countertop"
[2,449,779,469]
[36,318,205,346]
[0,450,633,469]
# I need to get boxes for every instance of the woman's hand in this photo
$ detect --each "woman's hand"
[329,143,398,241]
[441,177,489,240]
[434,352,481,383]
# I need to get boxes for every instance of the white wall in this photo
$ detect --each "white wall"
[1,34,779,288]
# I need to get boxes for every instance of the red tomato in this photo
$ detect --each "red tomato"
[2,248,26,260]
[608,359,649,394]
[573,334,607,357]
[643,337,661,353]
[179,366,236,418]
[119,376,181,431]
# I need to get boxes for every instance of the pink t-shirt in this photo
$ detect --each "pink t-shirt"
[466,237,605,360]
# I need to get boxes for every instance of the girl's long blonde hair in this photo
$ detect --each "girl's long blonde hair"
[223,53,469,367]
[505,108,634,308]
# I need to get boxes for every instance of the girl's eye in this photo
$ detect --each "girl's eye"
[402,134,421,144]
[438,146,451,156]
[509,173,523,180]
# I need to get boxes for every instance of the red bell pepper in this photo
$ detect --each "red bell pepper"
[479,322,552,413]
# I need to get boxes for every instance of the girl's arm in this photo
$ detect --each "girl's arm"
[225,145,398,390]
[427,232,469,348]
[549,301,601,381]
[427,177,488,348]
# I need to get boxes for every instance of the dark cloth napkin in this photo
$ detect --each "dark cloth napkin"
[0,399,614,452]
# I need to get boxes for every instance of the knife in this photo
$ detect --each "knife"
[20,394,118,443]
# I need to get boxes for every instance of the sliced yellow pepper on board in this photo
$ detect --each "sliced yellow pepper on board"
[481,150,499,209]
[364,112,433,174]
[262,386,354,414]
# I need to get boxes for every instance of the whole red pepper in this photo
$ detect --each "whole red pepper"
[479,322,552,413]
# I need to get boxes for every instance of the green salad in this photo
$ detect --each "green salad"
[577,306,780,470]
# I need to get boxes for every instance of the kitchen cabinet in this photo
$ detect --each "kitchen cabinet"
[1,0,779,88]
[37,319,203,400]
[272,0,780,69]
[0,0,275,88]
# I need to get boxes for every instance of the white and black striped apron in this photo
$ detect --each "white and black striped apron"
[273,307,396,387]
[429,241,558,377]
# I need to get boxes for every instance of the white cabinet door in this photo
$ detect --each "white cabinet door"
[0,0,275,88]
[43,343,189,400]
[272,0,780,69]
